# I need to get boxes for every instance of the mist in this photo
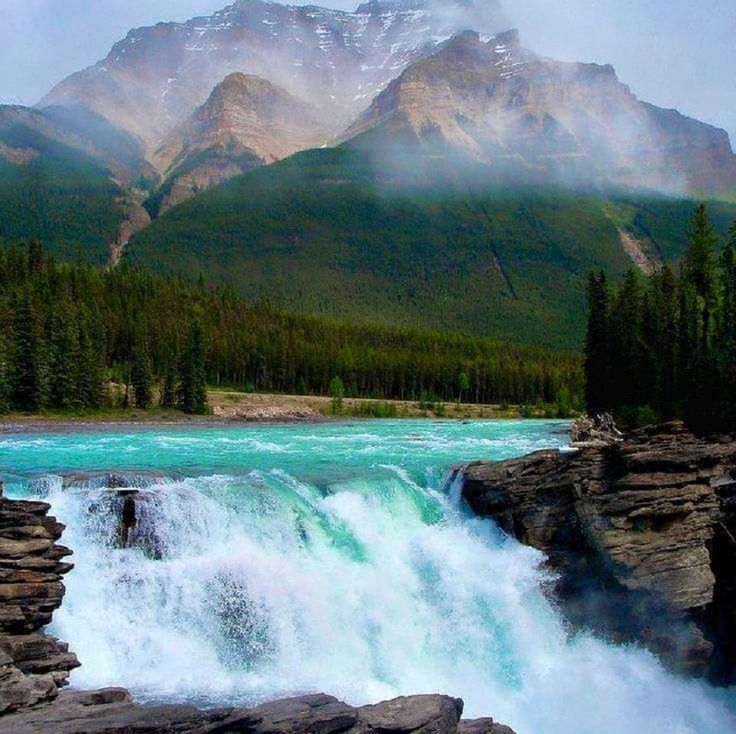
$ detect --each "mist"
[0,0,734,142]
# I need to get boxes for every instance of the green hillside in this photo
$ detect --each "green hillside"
[0,122,123,264]
[127,147,736,348]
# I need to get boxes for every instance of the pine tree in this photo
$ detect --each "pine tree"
[718,239,736,428]
[458,372,470,403]
[178,322,208,414]
[48,300,79,409]
[685,203,719,304]
[131,331,154,409]
[329,376,345,415]
[0,338,10,414]
[159,360,179,409]
[9,292,44,411]
[584,271,611,415]
[608,269,645,412]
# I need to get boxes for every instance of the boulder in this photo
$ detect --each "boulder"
[461,421,736,682]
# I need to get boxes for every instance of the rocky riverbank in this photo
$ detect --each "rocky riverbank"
[0,483,515,733]
[461,421,736,683]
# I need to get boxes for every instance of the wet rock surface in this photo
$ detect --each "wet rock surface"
[2,686,515,734]
[461,421,736,682]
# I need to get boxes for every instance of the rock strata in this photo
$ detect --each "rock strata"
[0,484,79,713]
[461,421,736,682]
[3,685,515,734]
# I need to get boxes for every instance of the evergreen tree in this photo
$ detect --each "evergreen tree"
[178,323,208,414]
[131,331,154,409]
[717,240,736,428]
[160,360,179,409]
[329,376,345,415]
[458,372,470,403]
[584,271,611,415]
[9,292,44,411]
[0,339,10,414]
[684,203,718,304]
[609,269,645,411]
[644,265,677,418]
[48,300,79,409]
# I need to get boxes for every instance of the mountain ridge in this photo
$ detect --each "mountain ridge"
[148,71,328,214]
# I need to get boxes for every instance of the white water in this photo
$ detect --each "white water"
[42,467,735,734]
[2,421,733,733]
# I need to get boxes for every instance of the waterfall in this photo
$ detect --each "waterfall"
[42,467,734,733]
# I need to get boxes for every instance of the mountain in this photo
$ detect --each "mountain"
[126,146,736,348]
[148,72,328,215]
[341,31,736,196]
[0,106,127,263]
[41,0,508,160]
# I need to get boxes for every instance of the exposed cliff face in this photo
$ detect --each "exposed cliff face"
[41,0,507,158]
[0,486,79,714]
[151,72,328,214]
[341,32,736,196]
[461,421,736,682]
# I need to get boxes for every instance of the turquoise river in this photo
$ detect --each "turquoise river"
[1,419,734,733]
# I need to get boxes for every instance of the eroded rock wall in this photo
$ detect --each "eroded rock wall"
[0,484,80,713]
[461,421,736,682]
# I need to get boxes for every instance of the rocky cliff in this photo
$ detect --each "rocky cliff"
[0,486,79,713]
[461,421,736,682]
[150,72,328,214]
[0,482,516,733]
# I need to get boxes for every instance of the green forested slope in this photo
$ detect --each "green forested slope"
[0,122,123,263]
[127,147,736,348]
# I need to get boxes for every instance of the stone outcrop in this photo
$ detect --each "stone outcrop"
[3,688,516,734]
[461,421,736,682]
[0,485,79,714]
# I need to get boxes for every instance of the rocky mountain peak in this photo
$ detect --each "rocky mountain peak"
[340,29,736,195]
[149,70,327,214]
[41,0,510,159]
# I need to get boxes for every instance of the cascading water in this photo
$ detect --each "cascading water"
[1,420,734,733]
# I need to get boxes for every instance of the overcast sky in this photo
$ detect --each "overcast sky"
[1,0,734,142]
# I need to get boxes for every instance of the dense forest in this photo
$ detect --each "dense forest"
[0,240,582,415]
[585,204,736,431]
[0,121,125,264]
[129,147,736,349]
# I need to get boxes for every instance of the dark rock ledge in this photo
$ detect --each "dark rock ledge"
[0,483,516,734]
[461,421,736,683]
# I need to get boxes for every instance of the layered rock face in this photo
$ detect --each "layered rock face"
[0,485,79,714]
[461,421,736,682]
[151,72,328,213]
[342,31,736,195]
[4,689,514,734]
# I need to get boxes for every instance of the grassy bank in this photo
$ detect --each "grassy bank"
[0,389,571,427]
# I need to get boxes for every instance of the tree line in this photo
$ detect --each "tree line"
[0,239,582,415]
[585,203,736,432]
